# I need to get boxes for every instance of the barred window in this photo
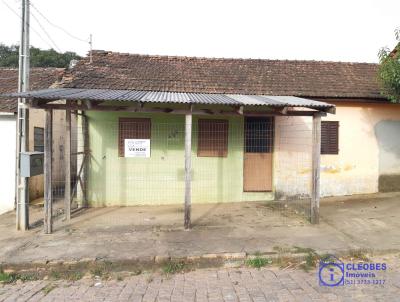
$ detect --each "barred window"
[321,121,339,155]
[245,117,274,153]
[33,127,44,152]
[118,118,151,157]
[197,119,228,157]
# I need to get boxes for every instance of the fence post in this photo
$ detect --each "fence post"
[64,109,71,221]
[311,112,321,224]
[44,109,53,234]
[184,109,192,229]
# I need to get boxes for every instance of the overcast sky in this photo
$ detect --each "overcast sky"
[0,0,399,63]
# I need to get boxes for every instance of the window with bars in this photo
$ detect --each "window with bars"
[118,118,151,157]
[245,117,274,153]
[197,119,229,157]
[321,121,339,154]
[33,127,44,152]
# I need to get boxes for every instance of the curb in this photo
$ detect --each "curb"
[1,248,399,275]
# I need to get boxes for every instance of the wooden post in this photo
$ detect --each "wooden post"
[311,112,322,224]
[82,111,89,207]
[44,109,53,234]
[64,109,71,221]
[184,110,192,229]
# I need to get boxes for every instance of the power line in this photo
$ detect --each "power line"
[31,11,62,52]
[30,1,88,43]
[0,0,56,50]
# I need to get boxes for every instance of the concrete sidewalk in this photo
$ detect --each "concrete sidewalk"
[0,193,399,264]
[2,253,400,302]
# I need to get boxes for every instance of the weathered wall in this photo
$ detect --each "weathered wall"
[28,108,66,201]
[322,101,400,195]
[0,114,16,214]
[272,101,400,198]
[374,121,400,192]
[86,111,273,206]
[274,115,313,199]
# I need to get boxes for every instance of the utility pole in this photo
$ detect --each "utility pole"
[16,0,30,231]
[89,34,93,63]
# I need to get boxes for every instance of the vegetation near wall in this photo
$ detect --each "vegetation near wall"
[378,29,400,102]
[0,44,81,68]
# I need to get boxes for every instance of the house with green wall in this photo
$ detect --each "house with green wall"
[6,50,400,232]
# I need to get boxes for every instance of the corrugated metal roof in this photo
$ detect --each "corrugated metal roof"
[1,88,335,110]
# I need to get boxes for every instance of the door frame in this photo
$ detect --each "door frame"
[243,116,275,192]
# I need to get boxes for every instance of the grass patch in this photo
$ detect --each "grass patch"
[18,273,40,282]
[0,270,40,284]
[90,261,114,279]
[42,284,57,295]
[162,261,186,275]
[0,271,18,284]
[48,270,61,280]
[300,251,319,272]
[348,249,369,261]
[48,268,83,281]
[245,257,272,268]
[65,271,83,281]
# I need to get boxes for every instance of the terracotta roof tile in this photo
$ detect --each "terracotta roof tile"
[0,67,64,112]
[60,51,383,99]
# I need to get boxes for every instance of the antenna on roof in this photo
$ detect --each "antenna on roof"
[89,34,93,63]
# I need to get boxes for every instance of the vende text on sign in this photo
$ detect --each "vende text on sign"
[124,139,151,158]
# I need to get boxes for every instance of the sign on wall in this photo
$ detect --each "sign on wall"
[124,139,151,158]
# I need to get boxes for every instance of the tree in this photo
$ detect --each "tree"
[0,44,19,66]
[378,29,400,102]
[0,44,81,68]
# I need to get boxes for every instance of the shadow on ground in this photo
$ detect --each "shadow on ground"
[0,192,399,264]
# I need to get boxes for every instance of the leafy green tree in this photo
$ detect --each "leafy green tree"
[378,29,400,102]
[0,44,81,68]
[0,44,19,67]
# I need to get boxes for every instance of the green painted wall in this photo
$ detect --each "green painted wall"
[86,111,273,206]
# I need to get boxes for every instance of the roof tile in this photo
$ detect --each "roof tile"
[60,51,383,99]
[0,67,64,112]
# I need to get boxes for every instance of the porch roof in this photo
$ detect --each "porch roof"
[2,87,335,112]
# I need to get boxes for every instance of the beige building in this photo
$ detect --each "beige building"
[275,101,400,199]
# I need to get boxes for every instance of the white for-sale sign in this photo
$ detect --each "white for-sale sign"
[124,139,151,158]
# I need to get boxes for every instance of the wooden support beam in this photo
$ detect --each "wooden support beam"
[64,109,71,221]
[311,112,322,224]
[29,102,329,117]
[82,112,89,207]
[184,107,193,229]
[71,154,87,202]
[44,109,53,234]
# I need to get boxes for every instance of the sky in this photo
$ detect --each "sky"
[0,0,399,63]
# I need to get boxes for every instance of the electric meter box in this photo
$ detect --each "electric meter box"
[20,152,44,177]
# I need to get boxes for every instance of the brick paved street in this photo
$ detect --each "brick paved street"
[1,255,399,302]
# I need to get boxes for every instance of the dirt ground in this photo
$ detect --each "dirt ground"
[0,192,399,264]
